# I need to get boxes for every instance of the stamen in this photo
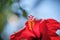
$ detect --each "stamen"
[28,15,34,30]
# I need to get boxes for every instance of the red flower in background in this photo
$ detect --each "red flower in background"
[10,15,60,40]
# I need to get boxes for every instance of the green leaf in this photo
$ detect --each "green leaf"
[22,10,28,19]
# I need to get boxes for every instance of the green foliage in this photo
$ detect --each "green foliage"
[23,10,28,19]
[20,7,28,19]
[7,0,13,6]
[0,0,12,33]
[0,13,7,33]
[0,0,7,12]
[0,0,12,13]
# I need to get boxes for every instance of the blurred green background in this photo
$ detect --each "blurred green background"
[0,0,27,40]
